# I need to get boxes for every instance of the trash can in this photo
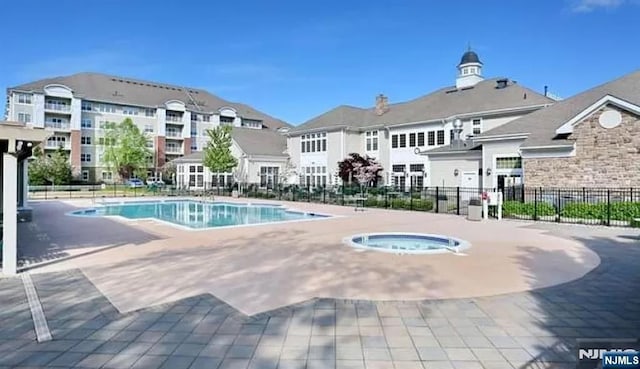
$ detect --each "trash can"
[436,195,449,214]
[467,197,483,221]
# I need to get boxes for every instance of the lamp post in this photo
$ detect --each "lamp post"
[453,118,463,149]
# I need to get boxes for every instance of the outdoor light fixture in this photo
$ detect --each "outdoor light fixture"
[486,168,492,176]
[454,169,459,176]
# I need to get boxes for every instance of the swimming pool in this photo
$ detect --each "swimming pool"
[69,200,331,230]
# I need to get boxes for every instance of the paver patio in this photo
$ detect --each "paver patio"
[16,199,599,315]
[0,199,638,368]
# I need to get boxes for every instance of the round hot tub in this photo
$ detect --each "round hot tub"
[344,233,471,255]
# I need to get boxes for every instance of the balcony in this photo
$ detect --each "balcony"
[45,142,71,150]
[166,116,183,124]
[166,131,183,138]
[45,103,71,113]
[165,146,183,154]
[45,122,71,131]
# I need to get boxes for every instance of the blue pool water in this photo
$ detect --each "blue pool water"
[346,233,470,254]
[70,201,329,229]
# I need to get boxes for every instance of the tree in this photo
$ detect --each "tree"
[48,147,73,185]
[279,156,298,185]
[337,153,383,187]
[28,146,49,185]
[203,125,238,186]
[102,118,151,182]
[27,146,72,185]
[161,160,176,185]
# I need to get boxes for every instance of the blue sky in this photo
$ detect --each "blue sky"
[1,0,639,125]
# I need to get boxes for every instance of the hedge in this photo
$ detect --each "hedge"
[502,201,556,217]
[561,202,640,221]
[364,198,433,211]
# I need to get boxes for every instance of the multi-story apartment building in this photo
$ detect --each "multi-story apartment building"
[5,73,289,182]
[286,49,555,189]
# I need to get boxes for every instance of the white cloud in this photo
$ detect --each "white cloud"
[571,0,625,12]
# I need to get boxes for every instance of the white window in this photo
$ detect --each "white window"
[18,113,31,123]
[146,140,153,148]
[47,136,67,147]
[102,171,113,181]
[472,118,482,135]
[82,101,93,111]
[191,142,197,151]
[144,108,155,117]
[144,124,154,133]
[123,106,139,115]
[365,131,378,151]
[260,167,280,188]
[81,136,91,145]
[496,157,522,169]
[81,118,93,128]
[203,115,210,122]
[81,170,89,181]
[301,132,327,153]
[16,93,32,104]
[97,104,116,113]
[80,153,91,162]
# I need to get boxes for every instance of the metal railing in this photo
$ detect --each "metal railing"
[27,183,640,227]
[45,122,70,130]
[44,103,71,112]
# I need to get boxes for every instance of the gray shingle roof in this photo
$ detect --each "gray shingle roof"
[478,69,640,148]
[9,72,290,130]
[422,140,482,155]
[290,78,553,133]
[231,127,287,156]
[172,127,286,163]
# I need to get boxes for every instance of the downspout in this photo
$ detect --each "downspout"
[385,125,391,185]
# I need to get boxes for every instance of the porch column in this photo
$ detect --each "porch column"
[3,153,18,275]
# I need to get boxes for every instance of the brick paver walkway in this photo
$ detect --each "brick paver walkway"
[1,223,639,369]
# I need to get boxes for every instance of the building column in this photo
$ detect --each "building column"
[3,153,18,275]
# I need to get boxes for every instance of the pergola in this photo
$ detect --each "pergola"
[1,122,50,276]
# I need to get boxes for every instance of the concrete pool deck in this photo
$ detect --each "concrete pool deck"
[13,198,600,317]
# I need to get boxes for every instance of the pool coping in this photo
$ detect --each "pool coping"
[343,232,472,255]
[65,199,341,231]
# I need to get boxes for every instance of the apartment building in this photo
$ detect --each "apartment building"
[287,49,555,189]
[5,73,289,182]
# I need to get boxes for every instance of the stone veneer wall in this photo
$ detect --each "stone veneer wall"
[524,105,640,188]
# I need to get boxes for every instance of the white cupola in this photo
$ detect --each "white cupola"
[456,48,484,89]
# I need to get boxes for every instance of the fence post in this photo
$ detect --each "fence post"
[435,187,440,213]
[341,185,345,206]
[556,188,561,223]
[631,187,634,203]
[384,186,388,209]
[69,184,72,199]
[113,183,116,197]
[44,185,47,200]
[307,185,311,202]
[607,189,611,226]
[323,186,326,204]
[410,186,413,211]
[534,188,538,220]
[456,187,460,216]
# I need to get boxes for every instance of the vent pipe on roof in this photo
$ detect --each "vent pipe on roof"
[544,85,548,97]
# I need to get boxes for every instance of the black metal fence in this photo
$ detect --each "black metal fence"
[29,182,640,227]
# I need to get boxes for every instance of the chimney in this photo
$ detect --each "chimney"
[375,93,389,116]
